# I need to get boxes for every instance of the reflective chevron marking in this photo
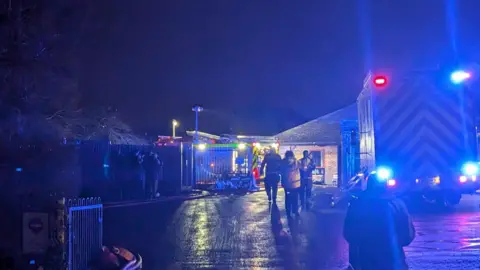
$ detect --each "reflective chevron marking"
[386,112,465,158]
[399,133,453,175]
[373,75,475,176]
[377,75,429,124]
[377,100,425,151]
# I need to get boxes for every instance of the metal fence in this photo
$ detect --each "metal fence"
[180,143,194,191]
[65,197,103,270]
[194,144,252,185]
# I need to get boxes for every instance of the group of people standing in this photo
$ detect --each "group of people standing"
[109,150,163,200]
[260,147,316,217]
[261,146,417,269]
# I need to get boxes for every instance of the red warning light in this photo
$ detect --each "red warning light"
[373,76,387,87]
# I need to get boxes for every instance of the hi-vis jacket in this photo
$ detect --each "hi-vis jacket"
[282,157,301,189]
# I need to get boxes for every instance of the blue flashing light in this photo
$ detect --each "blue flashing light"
[462,162,479,176]
[376,167,392,181]
[16,167,23,172]
[450,70,471,84]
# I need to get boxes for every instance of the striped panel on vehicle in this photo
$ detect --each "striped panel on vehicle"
[251,147,259,172]
[374,75,476,177]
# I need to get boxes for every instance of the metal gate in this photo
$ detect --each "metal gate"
[66,197,103,270]
[194,144,252,185]
[181,142,194,191]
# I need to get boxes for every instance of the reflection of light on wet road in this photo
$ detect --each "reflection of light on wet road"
[162,191,350,269]
[105,189,480,269]
[406,195,480,269]
[192,200,209,258]
[460,237,480,249]
[239,196,279,268]
[409,213,480,252]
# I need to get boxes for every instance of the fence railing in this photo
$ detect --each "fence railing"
[194,145,252,185]
[65,197,103,270]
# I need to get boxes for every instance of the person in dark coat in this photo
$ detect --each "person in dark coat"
[143,152,158,199]
[299,150,316,210]
[343,172,415,270]
[260,147,282,204]
[127,151,144,200]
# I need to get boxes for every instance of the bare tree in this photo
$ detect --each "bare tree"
[79,107,150,145]
[0,0,103,143]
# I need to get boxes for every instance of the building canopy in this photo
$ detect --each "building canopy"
[275,104,357,145]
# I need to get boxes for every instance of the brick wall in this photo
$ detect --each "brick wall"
[323,146,338,186]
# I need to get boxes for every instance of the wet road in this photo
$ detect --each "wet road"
[104,188,480,269]
[407,194,480,269]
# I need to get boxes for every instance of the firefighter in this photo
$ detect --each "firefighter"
[299,150,315,210]
[343,172,415,270]
[281,150,301,217]
[260,146,282,204]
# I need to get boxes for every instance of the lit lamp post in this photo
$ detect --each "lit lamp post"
[192,105,204,144]
[172,119,178,138]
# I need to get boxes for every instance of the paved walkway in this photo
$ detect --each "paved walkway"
[103,188,480,269]
[103,188,347,269]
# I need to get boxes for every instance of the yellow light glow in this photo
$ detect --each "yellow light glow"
[197,143,206,150]
[172,119,178,127]
[434,176,440,184]
[232,151,238,172]
[238,143,246,150]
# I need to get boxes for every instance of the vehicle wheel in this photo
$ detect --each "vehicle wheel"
[446,192,461,205]
[405,193,430,206]
[435,197,447,207]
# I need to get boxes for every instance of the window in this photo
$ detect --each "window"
[310,151,322,167]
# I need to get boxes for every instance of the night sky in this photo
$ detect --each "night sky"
[80,0,480,136]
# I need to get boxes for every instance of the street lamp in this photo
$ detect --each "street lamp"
[172,119,178,138]
[192,105,204,144]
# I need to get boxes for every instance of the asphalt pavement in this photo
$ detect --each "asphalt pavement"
[103,187,480,269]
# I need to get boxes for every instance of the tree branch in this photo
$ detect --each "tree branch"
[45,109,64,120]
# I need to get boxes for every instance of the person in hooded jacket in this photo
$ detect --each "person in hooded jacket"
[343,172,416,270]
[281,151,302,217]
[260,146,283,204]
